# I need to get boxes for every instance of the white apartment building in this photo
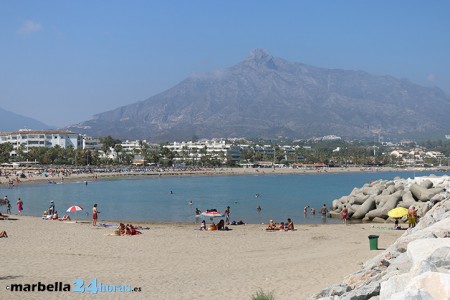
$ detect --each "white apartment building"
[0,129,81,152]
[82,135,102,150]
[164,140,241,162]
[119,140,160,153]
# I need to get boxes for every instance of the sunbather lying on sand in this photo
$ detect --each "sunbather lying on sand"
[125,224,142,235]
[59,215,71,221]
[276,222,285,231]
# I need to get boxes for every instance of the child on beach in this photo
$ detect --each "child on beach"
[200,220,206,231]
[17,198,23,215]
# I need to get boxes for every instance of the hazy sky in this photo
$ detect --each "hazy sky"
[1,1,449,127]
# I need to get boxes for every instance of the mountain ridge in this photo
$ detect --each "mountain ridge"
[0,107,50,132]
[67,49,450,141]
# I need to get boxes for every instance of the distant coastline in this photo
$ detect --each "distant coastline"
[2,165,449,186]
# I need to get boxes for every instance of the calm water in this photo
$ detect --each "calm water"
[2,170,447,224]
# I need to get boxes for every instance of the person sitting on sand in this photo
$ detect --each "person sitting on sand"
[200,220,206,231]
[209,222,217,231]
[217,219,225,230]
[118,223,126,235]
[0,230,8,238]
[266,220,277,230]
[51,211,59,220]
[285,218,295,231]
[276,222,285,231]
[394,219,401,230]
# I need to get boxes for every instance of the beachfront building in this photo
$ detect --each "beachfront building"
[82,135,102,150]
[119,140,160,154]
[164,139,241,164]
[0,129,82,153]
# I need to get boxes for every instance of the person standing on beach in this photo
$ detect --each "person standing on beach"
[92,204,98,226]
[48,201,55,216]
[341,205,348,224]
[4,196,11,214]
[408,206,416,228]
[225,206,230,225]
[17,198,23,215]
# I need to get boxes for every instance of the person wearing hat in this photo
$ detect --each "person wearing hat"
[48,201,55,216]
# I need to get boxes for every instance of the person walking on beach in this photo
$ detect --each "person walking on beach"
[341,205,348,224]
[17,198,23,215]
[225,206,230,225]
[92,204,99,226]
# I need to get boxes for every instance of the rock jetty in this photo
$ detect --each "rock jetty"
[310,175,450,299]
[329,175,449,222]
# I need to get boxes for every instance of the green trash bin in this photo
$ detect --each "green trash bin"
[368,235,379,250]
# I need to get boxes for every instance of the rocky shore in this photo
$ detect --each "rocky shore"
[311,175,450,299]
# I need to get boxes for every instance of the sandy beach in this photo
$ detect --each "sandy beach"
[0,215,404,300]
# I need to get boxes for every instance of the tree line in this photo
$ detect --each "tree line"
[1,136,449,167]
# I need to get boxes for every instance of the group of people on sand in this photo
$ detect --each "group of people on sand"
[266,218,295,231]
[110,223,142,236]
[200,219,231,231]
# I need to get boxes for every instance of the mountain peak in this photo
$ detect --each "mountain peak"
[246,48,273,62]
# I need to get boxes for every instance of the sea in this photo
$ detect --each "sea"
[2,170,448,224]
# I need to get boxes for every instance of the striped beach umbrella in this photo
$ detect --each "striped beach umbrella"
[66,205,83,221]
[66,205,83,212]
[201,210,224,221]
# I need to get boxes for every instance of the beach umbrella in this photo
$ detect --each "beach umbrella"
[387,207,408,219]
[66,205,83,221]
[201,210,224,221]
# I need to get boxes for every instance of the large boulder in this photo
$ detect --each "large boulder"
[419,179,433,189]
[351,196,376,219]
[366,191,403,220]
[349,195,369,205]
[360,186,382,196]
[410,184,435,202]
[399,191,416,208]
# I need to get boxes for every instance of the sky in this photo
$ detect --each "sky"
[1,1,450,127]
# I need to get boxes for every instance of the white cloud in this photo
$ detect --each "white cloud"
[17,20,42,35]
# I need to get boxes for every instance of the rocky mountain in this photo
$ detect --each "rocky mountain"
[0,107,50,132]
[67,49,450,141]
